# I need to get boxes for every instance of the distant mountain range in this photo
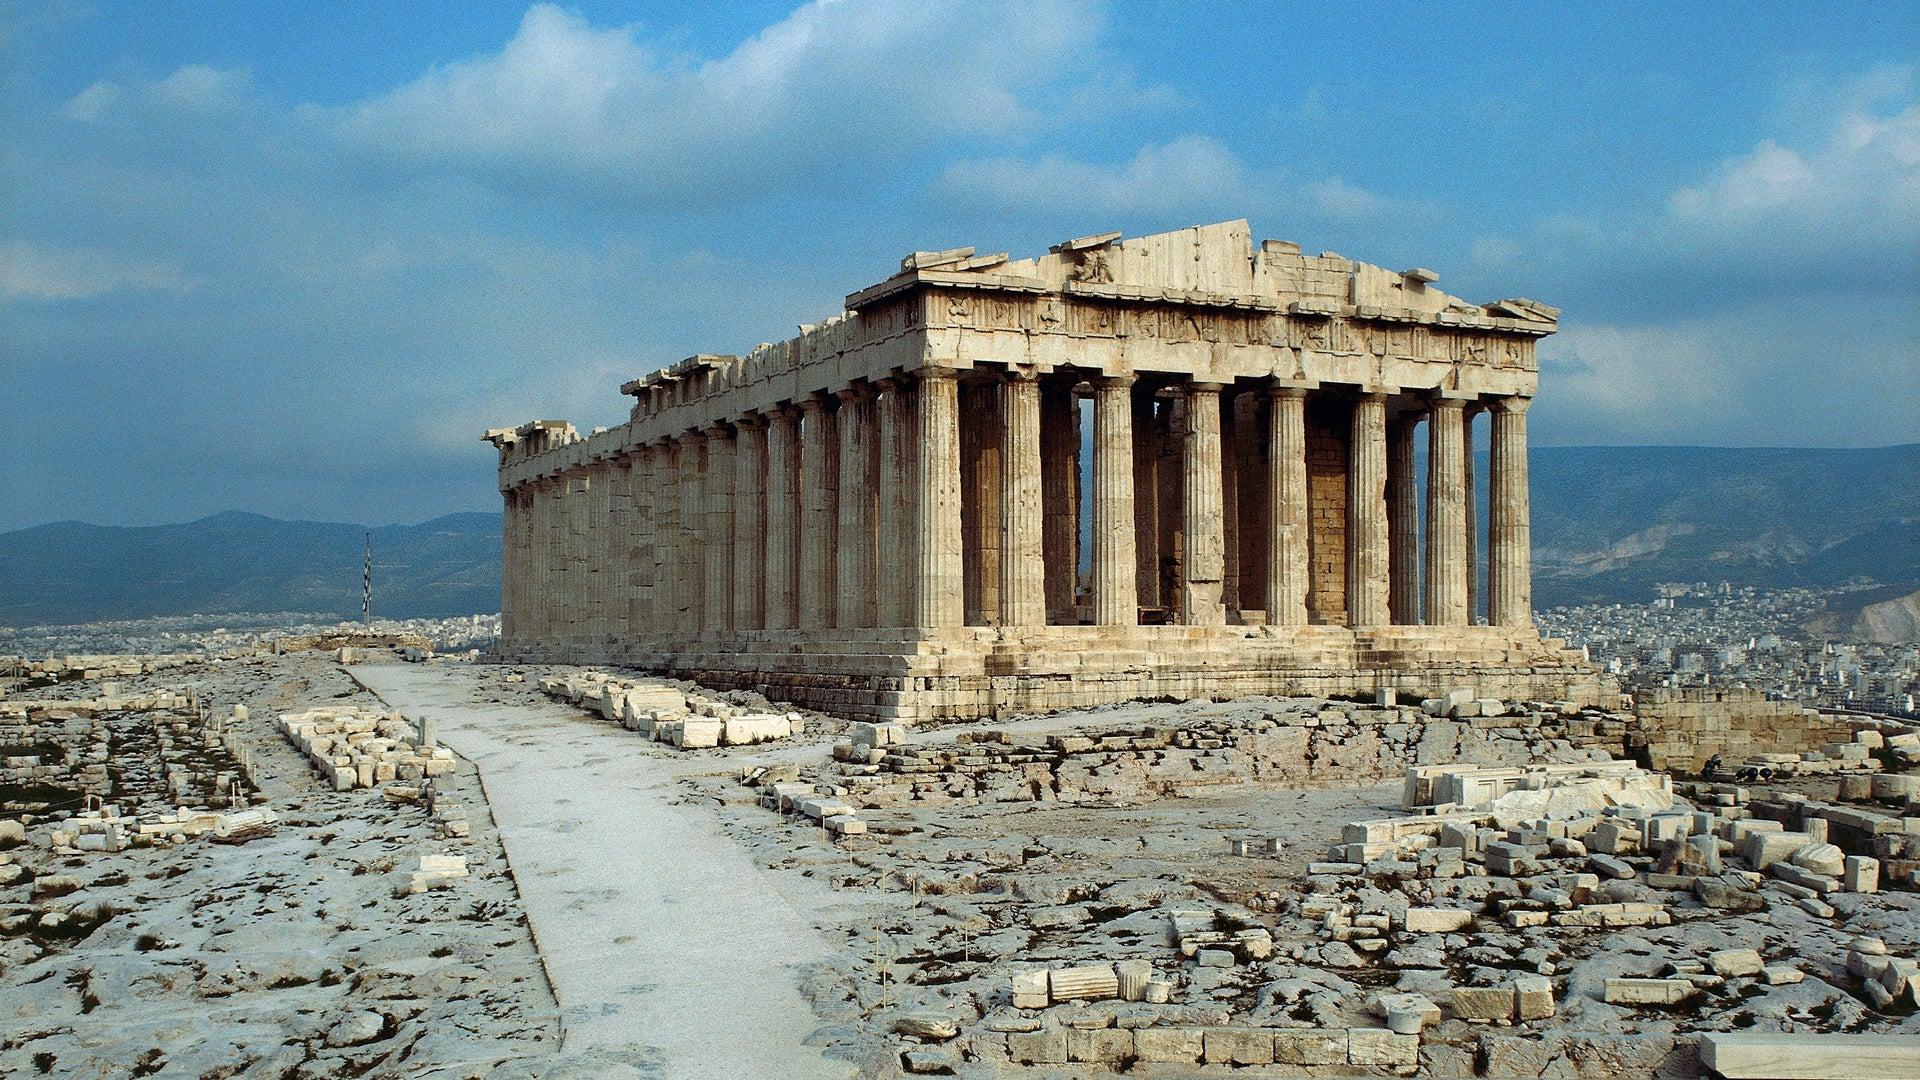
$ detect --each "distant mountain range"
[2,445,1915,628]
[0,510,500,626]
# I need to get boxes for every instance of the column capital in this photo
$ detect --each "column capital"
[1001,364,1040,382]
[1092,372,1136,390]
[1186,379,1226,397]
[914,364,962,384]
[796,392,831,414]
[1356,390,1389,405]
[1428,395,1468,413]
[1267,382,1312,402]
[1491,394,1532,415]
[834,382,874,404]
[703,422,734,440]
[733,412,766,431]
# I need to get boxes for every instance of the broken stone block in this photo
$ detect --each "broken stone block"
[1132,1027,1202,1063]
[1744,830,1814,870]
[1348,1028,1418,1067]
[1708,948,1764,979]
[1604,977,1696,1005]
[1202,1028,1273,1066]
[1273,1029,1348,1065]
[893,1012,958,1040]
[1845,855,1881,893]
[1514,975,1555,1021]
[1761,964,1804,986]
[1007,1027,1067,1064]
[1790,842,1846,877]
[1590,853,1636,880]
[1374,992,1441,1034]
[1115,959,1151,1002]
[1143,980,1172,1004]
[1011,970,1048,1010]
[1450,985,1516,1021]
[1048,964,1118,1003]
[901,1048,957,1074]
[1404,907,1473,933]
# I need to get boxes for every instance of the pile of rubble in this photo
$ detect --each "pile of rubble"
[276,707,456,791]
[539,671,805,749]
[40,803,278,853]
[2,691,257,814]
[4,653,208,682]
[838,697,1635,808]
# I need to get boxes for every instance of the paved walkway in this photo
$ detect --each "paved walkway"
[352,664,848,1080]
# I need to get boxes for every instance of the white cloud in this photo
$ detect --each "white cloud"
[61,64,253,122]
[0,242,199,302]
[934,134,1407,223]
[334,1,1144,197]
[1669,99,1920,239]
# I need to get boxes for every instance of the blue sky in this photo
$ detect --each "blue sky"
[2,1,1916,530]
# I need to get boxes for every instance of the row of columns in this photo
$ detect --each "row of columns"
[500,369,1532,642]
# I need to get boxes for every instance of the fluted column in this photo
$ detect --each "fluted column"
[631,447,658,636]
[500,489,517,641]
[701,427,733,634]
[763,409,800,631]
[1424,398,1469,626]
[1179,380,1226,626]
[797,395,837,629]
[653,445,679,638]
[1220,389,1239,617]
[1091,375,1137,625]
[1464,407,1481,623]
[1131,390,1160,608]
[589,465,612,644]
[1040,379,1079,622]
[1346,393,1390,627]
[914,368,964,628]
[999,369,1046,627]
[1387,414,1420,624]
[1265,385,1309,626]
[1489,396,1533,628]
[876,379,916,627]
[679,433,706,634]
[567,472,592,644]
[733,417,767,631]
[836,386,878,628]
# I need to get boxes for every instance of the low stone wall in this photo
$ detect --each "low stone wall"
[500,624,1618,723]
[0,706,110,809]
[1633,688,1855,772]
[838,698,1636,808]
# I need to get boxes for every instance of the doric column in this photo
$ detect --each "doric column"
[679,432,707,634]
[961,381,1001,624]
[1131,390,1160,608]
[797,395,837,629]
[1387,413,1420,624]
[1464,406,1481,623]
[999,368,1045,627]
[567,471,592,644]
[704,427,734,634]
[1179,380,1226,626]
[836,386,878,628]
[653,446,678,639]
[499,489,517,642]
[589,464,612,644]
[630,447,658,636]
[1346,393,1390,627]
[1424,397,1469,626]
[1220,387,1240,617]
[763,409,800,631]
[875,379,917,627]
[1040,379,1079,622]
[914,368,963,628]
[1488,396,1533,628]
[1265,385,1309,626]
[733,417,767,631]
[1091,375,1137,625]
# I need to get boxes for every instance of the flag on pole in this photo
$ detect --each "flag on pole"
[363,531,372,628]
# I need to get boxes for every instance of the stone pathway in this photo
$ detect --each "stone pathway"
[351,663,849,1080]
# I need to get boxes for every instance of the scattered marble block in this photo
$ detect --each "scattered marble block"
[1605,978,1696,1005]
[1699,1032,1920,1079]
[1844,855,1880,893]
[1709,948,1765,979]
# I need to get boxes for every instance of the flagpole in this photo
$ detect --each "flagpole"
[363,531,372,630]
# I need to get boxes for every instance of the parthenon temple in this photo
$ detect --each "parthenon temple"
[486,221,1610,721]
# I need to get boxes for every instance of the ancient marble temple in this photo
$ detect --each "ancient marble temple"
[486,222,1609,721]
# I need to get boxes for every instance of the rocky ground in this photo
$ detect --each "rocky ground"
[3,654,1917,1079]
[0,654,562,1079]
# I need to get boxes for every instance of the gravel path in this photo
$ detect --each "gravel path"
[353,662,850,1080]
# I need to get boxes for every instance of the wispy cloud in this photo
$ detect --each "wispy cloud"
[0,242,200,303]
[934,134,1420,224]
[331,1,1163,202]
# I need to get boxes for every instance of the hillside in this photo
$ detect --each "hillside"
[1527,444,1920,608]
[2,444,1915,626]
[0,511,500,626]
